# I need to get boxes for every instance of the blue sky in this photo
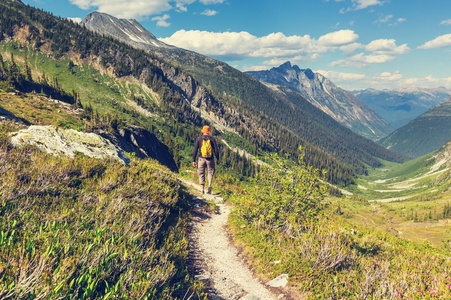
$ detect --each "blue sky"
[21,0,451,90]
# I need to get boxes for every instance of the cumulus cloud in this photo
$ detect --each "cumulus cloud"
[318,29,359,46]
[365,39,410,54]
[152,14,171,27]
[418,34,451,49]
[159,29,359,63]
[441,19,451,25]
[340,42,363,56]
[201,9,217,16]
[331,39,409,67]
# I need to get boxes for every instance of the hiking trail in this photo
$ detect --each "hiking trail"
[178,178,294,300]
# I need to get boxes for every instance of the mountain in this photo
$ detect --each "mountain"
[380,97,451,157]
[246,62,392,140]
[353,87,451,129]
[80,11,408,176]
[81,12,172,49]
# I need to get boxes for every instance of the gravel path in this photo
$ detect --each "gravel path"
[179,178,281,300]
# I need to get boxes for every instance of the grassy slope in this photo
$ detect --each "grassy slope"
[338,149,451,249]
[228,155,451,299]
[0,123,206,299]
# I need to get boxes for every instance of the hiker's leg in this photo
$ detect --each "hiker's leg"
[206,159,215,187]
[197,158,207,191]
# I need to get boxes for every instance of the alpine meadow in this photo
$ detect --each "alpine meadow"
[1,0,451,299]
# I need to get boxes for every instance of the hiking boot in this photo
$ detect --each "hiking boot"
[207,186,212,194]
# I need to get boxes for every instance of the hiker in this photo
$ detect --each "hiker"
[192,125,220,194]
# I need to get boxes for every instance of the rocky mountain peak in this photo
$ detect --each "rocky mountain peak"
[246,62,392,140]
[81,11,172,49]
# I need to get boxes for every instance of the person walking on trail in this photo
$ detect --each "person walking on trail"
[193,125,220,194]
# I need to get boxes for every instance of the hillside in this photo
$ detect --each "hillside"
[380,97,451,157]
[246,62,392,140]
[353,87,451,129]
[0,0,359,185]
[80,11,408,176]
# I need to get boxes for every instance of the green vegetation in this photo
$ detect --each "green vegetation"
[230,153,451,299]
[381,99,451,157]
[0,124,206,299]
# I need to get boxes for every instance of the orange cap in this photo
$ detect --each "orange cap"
[201,126,211,133]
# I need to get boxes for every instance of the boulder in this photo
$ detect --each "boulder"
[9,125,130,165]
[99,125,178,172]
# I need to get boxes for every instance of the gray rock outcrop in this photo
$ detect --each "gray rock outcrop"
[9,125,130,165]
[99,125,178,172]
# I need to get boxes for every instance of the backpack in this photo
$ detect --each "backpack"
[201,138,213,158]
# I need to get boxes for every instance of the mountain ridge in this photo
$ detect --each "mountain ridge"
[380,97,451,157]
[246,61,392,140]
[353,87,451,129]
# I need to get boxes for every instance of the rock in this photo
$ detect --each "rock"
[194,274,210,281]
[99,125,178,172]
[9,125,130,165]
[266,274,289,288]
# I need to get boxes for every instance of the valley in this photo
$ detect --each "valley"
[340,142,451,248]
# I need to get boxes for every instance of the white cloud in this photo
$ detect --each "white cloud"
[340,42,363,56]
[397,18,406,23]
[353,0,384,10]
[331,53,395,67]
[375,14,393,24]
[199,0,226,3]
[152,14,171,27]
[316,70,451,90]
[365,39,410,54]
[159,29,359,62]
[340,0,384,13]
[67,17,82,23]
[316,70,366,81]
[318,29,359,46]
[70,0,172,19]
[418,34,451,49]
[69,0,224,19]
[377,70,403,81]
[331,39,409,67]
[441,19,451,25]
[201,9,217,16]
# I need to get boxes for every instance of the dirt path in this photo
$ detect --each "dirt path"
[179,178,285,300]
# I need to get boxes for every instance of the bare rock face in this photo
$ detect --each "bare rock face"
[99,125,178,172]
[9,125,130,165]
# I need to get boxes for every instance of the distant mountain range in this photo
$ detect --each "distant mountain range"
[246,62,392,140]
[380,97,451,157]
[353,87,451,129]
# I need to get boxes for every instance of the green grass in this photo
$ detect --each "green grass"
[228,155,451,299]
[0,124,206,299]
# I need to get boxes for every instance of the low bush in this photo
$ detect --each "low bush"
[230,149,451,299]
